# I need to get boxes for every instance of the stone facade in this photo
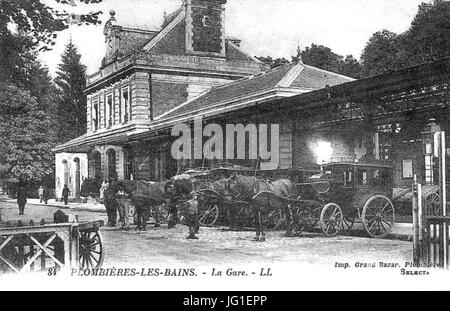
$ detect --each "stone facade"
[55,0,265,196]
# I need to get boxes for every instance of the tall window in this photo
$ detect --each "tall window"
[62,160,69,187]
[92,100,99,131]
[122,86,130,123]
[118,88,122,124]
[92,152,102,180]
[107,94,113,128]
[107,149,116,179]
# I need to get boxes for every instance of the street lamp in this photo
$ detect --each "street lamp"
[421,118,441,185]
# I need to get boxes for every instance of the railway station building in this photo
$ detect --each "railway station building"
[54,0,450,199]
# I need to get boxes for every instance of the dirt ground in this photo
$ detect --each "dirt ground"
[0,201,412,268]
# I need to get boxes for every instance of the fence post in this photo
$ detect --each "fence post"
[413,175,420,265]
[439,131,448,268]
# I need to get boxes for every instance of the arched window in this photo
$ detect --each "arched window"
[62,160,69,187]
[107,149,117,179]
[92,151,102,180]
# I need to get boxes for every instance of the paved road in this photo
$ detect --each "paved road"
[0,201,412,267]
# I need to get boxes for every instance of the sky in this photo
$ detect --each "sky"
[39,0,428,76]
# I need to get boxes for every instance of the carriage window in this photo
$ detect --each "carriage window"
[343,171,353,186]
[402,159,413,179]
[373,169,381,186]
[357,169,368,186]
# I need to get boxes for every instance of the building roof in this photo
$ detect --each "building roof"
[159,61,354,120]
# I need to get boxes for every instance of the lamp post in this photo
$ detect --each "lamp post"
[421,118,441,185]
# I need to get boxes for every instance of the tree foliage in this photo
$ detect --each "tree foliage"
[256,56,290,69]
[54,40,87,142]
[361,1,450,76]
[0,83,55,183]
[0,0,103,49]
[0,0,103,185]
[360,30,404,77]
[257,44,362,79]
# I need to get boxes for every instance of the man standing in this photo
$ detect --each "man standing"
[186,193,200,240]
[116,186,131,231]
[42,186,50,204]
[62,184,70,205]
[17,186,27,216]
[38,186,44,203]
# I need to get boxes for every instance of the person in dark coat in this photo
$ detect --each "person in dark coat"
[62,185,70,205]
[16,186,27,215]
[186,193,199,240]
[42,187,50,204]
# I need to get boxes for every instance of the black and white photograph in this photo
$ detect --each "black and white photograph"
[0,0,450,293]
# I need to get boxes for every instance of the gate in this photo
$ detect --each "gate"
[413,131,449,268]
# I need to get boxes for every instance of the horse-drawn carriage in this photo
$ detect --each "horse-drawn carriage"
[191,161,396,239]
[290,161,396,238]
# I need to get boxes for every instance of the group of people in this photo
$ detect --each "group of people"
[15,184,71,216]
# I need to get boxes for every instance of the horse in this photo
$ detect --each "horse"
[80,178,101,199]
[226,173,294,241]
[115,180,172,230]
[116,175,194,230]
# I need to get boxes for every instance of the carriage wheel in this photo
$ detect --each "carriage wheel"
[198,203,220,227]
[230,202,253,228]
[79,230,105,270]
[290,206,305,234]
[424,192,440,216]
[264,208,286,230]
[361,195,395,238]
[320,203,343,237]
[301,208,319,230]
[341,214,356,231]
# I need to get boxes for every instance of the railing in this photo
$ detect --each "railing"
[412,131,449,269]
[423,216,450,268]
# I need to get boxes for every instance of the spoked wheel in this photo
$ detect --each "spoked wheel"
[263,208,286,230]
[290,205,305,234]
[424,192,440,216]
[198,203,220,227]
[341,213,356,231]
[299,208,319,231]
[79,230,104,270]
[232,203,253,228]
[320,203,343,237]
[361,195,395,238]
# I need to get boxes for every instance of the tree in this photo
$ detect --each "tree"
[361,2,450,77]
[256,56,290,69]
[401,2,450,64]
[300,44,344,74]
[0,83,55,183]
[360,30,404,77]
[0,0,103,48]
[54,40,87,142]
[339,55,363,79]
